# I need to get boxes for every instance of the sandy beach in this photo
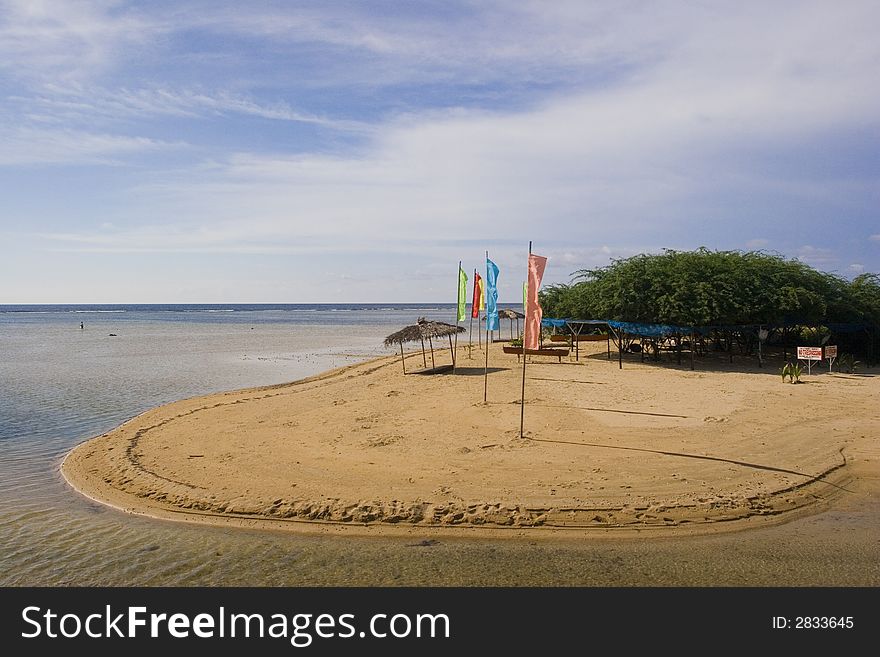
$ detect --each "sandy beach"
[62,342,878,537]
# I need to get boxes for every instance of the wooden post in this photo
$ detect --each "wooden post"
[468,271,475,360]
[483,251,490,402]
[782,324,787,362]
[483,323,490,401]
[617,327,623,369]
[870,326,875,367]
[520,241,531,439]
[428,336,435,368]
[453,260,461,373]
[420,337,427,368]
[399,343,406,374]
[690,330,695,370]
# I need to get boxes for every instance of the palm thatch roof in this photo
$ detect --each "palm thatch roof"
[481,309,525,321]
[383,317,465,347]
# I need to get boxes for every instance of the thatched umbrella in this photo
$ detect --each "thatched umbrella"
[499,308,525,339]
[384,317,465,373]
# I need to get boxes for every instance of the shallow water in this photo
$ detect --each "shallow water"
[1,305,877,586]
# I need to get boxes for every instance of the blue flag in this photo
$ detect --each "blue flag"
[486,257,500,331]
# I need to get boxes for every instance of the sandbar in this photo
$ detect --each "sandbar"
[61,342,878,537]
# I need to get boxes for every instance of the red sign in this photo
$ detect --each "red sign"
[824,345,838,359]
[797,346,823,361]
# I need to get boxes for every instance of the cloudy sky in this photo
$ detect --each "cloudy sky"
[1,0,878,303]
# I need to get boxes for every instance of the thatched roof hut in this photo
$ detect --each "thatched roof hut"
[384,317,465,373]
[485,309,525,339]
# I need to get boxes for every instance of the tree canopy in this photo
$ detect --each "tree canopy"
[540,249,880,328]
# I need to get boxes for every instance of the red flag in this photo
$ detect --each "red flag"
[471,272,484,319]
[524,253,547,350]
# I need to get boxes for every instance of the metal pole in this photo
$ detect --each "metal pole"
[520,241,531,439]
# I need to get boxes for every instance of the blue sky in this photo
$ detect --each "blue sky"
[1,0,878,303]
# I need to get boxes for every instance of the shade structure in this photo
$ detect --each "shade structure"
[496,308,524,339]
[498,309,524,320]
[384,317,465,373]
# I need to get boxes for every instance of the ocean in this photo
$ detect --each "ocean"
[1,304,877,586]
[0,303,526,585]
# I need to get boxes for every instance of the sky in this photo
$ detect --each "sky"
[1,0,878,303]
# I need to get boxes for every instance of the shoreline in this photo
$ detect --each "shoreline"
[61,343,877,539]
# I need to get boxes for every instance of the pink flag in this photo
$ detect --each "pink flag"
[524,253,547,350]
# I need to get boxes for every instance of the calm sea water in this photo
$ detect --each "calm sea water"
[1,304,877,586]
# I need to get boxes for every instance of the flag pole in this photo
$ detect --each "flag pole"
[468,268,475,359]
[477,282,482,350]
[483,251,490,403]
[520,241,532,439]
[453,260,461,373]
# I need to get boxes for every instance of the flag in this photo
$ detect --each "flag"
[524,253,547,350]
[457,266,468,322]
[471,272,484,319]
[486,258,500,332]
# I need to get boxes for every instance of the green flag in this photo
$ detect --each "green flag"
[458,266,468,322]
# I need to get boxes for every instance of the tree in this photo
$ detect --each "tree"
[540,248,877,329]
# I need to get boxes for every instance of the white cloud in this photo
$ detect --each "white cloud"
[796,245,837,265]
[848,263,864,273]
[0,0,158,82]
[0,126,183,165]
[870,234,880,242]
[27,55,877,254]
[3,2,880,299]
[14,85,370,131]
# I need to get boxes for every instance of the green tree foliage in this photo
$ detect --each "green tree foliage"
[540,248,878,328]
[847,273,880,326]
